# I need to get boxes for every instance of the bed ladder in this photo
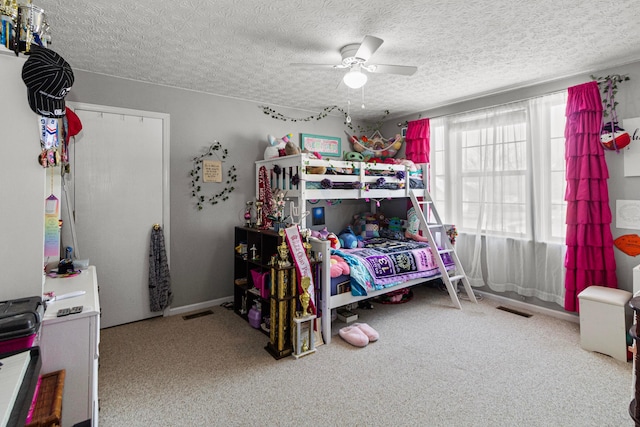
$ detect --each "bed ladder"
[409,190,477,308]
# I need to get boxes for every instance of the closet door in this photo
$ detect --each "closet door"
[67,103,170,328]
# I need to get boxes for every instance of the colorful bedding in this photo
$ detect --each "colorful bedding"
[333,237,453,296]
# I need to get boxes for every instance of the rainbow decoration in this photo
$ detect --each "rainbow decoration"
[44,194,60,257]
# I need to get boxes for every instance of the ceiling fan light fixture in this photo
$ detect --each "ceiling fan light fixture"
[343,68,367,89]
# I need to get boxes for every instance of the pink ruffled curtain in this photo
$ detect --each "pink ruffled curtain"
[405,118,430,163]
[564,81,617,312]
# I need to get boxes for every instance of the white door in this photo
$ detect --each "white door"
[67,103,170,328]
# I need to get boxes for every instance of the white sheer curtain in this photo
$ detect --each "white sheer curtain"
[431,92,567,305]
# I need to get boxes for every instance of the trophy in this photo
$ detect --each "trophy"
[298,276,311,317]
[277,230,291,268]
[293,275,317,359]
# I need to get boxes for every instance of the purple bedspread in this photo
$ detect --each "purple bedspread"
[338,237,454,294]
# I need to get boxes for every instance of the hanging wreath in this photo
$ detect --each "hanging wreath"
[190,141,238,210]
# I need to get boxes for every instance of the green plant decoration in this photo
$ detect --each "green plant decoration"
[592,74,630,118]
[190,141,238,210]
[259,105,389,134]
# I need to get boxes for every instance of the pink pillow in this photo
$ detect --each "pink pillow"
[330,255,350,278]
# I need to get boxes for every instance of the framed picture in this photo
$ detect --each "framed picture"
[311,206,325,226]
[300,134,341,157]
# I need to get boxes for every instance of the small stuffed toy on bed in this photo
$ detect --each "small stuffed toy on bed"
[330,254,350,278]
[338,226,358,249]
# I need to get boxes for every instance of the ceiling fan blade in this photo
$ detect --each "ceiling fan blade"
[367,64,417,76]
[289,63,342,70]
[355,35,383,61]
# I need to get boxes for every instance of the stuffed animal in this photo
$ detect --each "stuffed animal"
[338,226,358,249]
[327,232,340,249]
[397,158,418,172]
[264,134,292,160]
[284,138,301,155]
[304,151,327,174]
[601,121,631,151]
[330,254,350,278]
[310,227,329,240]
[347,131,402,160]
[390,134,403,151]
[388,217,402,232]
[344,151,364,162]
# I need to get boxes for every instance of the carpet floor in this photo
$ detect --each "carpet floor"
[98,285,632,426]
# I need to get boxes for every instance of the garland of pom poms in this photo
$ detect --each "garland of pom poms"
[190,141,237,210]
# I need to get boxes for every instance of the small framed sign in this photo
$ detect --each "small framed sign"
[202,160,222,182]
[300,134,341,157]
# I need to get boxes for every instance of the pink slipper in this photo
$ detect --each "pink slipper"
[339,325,369,347]
[353,323,379,342]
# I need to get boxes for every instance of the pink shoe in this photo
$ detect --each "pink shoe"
[353,323,379,342]
[339,325,369,347]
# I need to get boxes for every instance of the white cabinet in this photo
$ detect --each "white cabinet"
[41,266,100,427]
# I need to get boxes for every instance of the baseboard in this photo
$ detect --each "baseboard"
[475,290,579,324]
[167,291,580,324]
[167,296,233,317]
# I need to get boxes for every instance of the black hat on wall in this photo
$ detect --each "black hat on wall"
[22,47,74,118]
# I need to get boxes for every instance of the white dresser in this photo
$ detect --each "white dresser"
[41,266,100,427]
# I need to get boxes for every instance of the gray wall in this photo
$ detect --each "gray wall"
[382,60,640,298]
[66,71,366,308]
[5,54,639,311]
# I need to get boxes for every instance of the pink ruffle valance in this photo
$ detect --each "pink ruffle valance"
[405,118,430,164]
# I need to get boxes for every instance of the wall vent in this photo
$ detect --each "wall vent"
[182,310,214,320]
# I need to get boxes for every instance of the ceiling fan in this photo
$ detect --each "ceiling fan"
[291,35,418,89]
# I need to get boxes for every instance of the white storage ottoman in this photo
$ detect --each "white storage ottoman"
[578,286,632,362]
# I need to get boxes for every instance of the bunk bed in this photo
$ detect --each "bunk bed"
[255,153,461,344]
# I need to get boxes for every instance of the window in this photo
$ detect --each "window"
[547,102,568,241]
[430,92,567,243]
[430,92,568,303]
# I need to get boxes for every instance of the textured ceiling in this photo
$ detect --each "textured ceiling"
[27,0,640,121]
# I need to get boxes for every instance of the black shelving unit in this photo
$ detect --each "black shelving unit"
[233,227,281,335]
